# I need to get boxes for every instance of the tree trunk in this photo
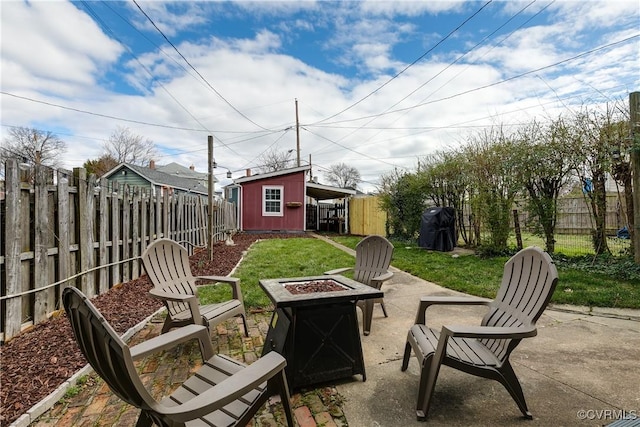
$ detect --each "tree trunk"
[590,171,610,255]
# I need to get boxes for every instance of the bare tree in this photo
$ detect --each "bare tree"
[257,148,294,173]
[0,126,66,168]
[324,163,361,189]
[104,126,156,166]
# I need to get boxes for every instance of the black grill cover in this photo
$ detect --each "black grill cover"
[418,207,456,251]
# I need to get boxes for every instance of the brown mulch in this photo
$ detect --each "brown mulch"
[0,233,308,425]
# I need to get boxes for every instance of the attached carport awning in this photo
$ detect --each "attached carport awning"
[306,182,356,200]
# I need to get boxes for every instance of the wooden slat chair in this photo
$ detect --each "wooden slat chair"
[325,234,394,335]
[401,246,558,421]
[142,238,248,336]
[63,287,294,427]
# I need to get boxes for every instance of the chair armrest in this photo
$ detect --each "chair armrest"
[149,289,204,326]
[195,275,240,285]
[371,271,393,284]
[149,288,198,303]
[324,267,352,275]
[195,276,243,302]
[415,296,491,324]
[130,324,214,361]
[156,352,288,422]
[442,324,537,340]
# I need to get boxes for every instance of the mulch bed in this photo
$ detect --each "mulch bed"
[0,233,307,425]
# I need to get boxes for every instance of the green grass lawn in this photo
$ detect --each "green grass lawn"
[198,238,355,308]
[330,235,640,309]
[200,235,640,310]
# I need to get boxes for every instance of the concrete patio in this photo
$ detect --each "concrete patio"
[28,236,640,426]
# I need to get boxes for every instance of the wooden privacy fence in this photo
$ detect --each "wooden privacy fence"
[348,194,625,239]
[0,161,236,342]
[349,196,387,236]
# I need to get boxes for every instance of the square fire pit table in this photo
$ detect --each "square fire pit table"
[260,275,383,390]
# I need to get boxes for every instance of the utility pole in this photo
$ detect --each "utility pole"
[630,92,640,263]
[295,98,301,167]
[208,135,214,260]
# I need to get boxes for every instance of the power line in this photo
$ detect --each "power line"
[305,34,640,127]
[1,91,209,131]
[307,0,543,158]
[132,0,272,132]
[301,127,402,169]
[312,0,494,125]
[80,1,245,156]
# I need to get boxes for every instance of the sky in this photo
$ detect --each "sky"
[1,0,639,193]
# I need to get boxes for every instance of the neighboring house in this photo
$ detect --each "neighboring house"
[156,162,211,188]
[103,161,210,197]
[228,165,355,233]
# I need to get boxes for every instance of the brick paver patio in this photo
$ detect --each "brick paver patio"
[32,310,348,427]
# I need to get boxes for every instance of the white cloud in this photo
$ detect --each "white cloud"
[1,0,637,193]
[230,29,283,53]
[125,1,211,37]
[359,0,466,16]
[1,1,123,95]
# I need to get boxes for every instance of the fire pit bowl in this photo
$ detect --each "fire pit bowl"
[283,279,348,294]
[260,275,380,308]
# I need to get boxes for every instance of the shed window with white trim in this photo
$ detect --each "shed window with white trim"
[263,185,284,216]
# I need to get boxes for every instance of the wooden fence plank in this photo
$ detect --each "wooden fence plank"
[140,188,149,252]
[34,165,51,323]
[131,186,140,278]
[111,181,121,284]
[4,161,23,339]
[76,168,95,297]
[57,170,71,299]
[98,177,109,294]
[122,184,131,283]
[1,164,234,341]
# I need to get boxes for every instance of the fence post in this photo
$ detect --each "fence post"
[57,170,71,297]
[111,181,121,284]
[630,92,640,263]
[76,168,95,297]
[4,160,23,340]
[513,209,523,250]
[141,188,149,252]
[131,186,140,278]
[122,184,131,283]
[155,190,162,239]
[34,164,52,322]
[98,177,109,294]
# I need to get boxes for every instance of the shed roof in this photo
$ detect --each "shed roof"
[233,165,311,184]
[306,181,356,200]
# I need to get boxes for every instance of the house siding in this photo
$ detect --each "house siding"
[241,171,306,231]
[107,168,152,190]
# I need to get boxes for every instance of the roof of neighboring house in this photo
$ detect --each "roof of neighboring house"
[156,162,211,182]
[103,163,209,195]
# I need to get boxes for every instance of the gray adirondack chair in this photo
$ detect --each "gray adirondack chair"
[63,286,294,427]
[142,238,248,336]
[401,246,558,421]
[325,234,394,335]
